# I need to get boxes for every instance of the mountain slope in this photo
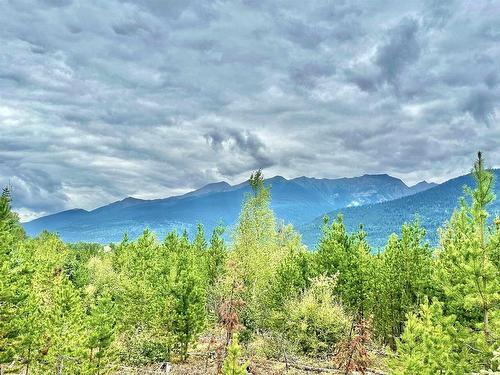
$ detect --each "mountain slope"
[300,170,500,249]
[22,174,433,244]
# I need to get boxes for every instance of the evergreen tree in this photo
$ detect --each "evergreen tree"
[222,334,248,375]
[168,234,207,361]
[390,298,473,374]
[0,187,30,366]
[207,225,227,287]
[229,171,284,333]
[373,220,433,345]
[86,291,117,374]
[314,216,374,319]
[436,152,500,343]
[268,231,311,312]
[44,273,87,373]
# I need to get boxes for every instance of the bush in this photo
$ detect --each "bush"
[282,275,350,357]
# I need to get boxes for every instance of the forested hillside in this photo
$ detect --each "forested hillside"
[1,155,499,374]
[301,169,500,248]
[22,175,435,245]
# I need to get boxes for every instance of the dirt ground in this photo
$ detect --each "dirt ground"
[114,355,386,375]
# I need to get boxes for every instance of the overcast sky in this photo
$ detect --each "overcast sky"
[1,0,500,221]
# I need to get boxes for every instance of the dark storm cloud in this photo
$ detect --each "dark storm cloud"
[1,0,500,220]
[462,89,497,125]
[205,127,274,176]
[375,17,421,88]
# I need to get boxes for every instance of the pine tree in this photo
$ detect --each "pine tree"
[315,214,351,278]
[45,274,86,373]
[0,187,29,366]
[373,220,433,346]
[437,152,500,344]
[112,230,174,364]
[314,216,374,319]
[268,234,311,312]
[207,225,227,287]
[222,334,248,375]
[17,290,45,375]
[389,298,472,374]
[87,291,117,374]
[168,234,207,361]
[229,171,284,333]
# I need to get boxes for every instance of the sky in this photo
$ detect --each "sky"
[1,0,500,221]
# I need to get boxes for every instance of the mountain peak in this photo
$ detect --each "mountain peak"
[411,180,436,187]
[122,196,142,202]
[361,173,392,179]
[182,181,232,198]
[267,175,287,183]
[409,180,438,194]
[202,181,231,189]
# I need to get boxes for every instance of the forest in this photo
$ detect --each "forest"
[1,153,499,375]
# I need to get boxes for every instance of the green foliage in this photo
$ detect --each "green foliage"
[167,234,207,361]
[110,229,208,363]
[2,157,500,374]
[268,234,312,312]
[314,216,374,318]
[436,152,500,343]
[43,274,87,373]
[229,171,288,335]
[373,220,434,345]
[64,242,101,289]
[282,275,350,356]
[86,291,117,374]
[0,188,29,364]
[207,224,227,287]
[475,347,500,374]
[222,334,248,375]
[390,298,473,374]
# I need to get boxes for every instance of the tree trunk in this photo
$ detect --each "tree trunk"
[483,302,490,341]
[56,356,64,375]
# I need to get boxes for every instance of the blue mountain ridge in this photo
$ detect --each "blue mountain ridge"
[299,169,500,249]
[22,174,435,245]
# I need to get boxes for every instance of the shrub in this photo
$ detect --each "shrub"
[283,275,350,357]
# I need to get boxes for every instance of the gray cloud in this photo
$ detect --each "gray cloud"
[1,0,500,220]
[375,17,421,88]
[205,127,274,176]
[462,89,497,125]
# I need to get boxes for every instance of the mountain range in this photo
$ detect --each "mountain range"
[300,170,500,249]
[22,174,436,246]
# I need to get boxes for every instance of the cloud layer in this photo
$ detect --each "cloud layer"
[1,0,499,220]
